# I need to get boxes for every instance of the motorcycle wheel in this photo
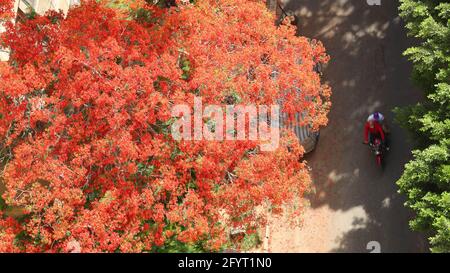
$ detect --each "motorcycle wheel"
[376,154,382,167]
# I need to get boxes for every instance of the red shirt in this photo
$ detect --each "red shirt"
[364,121,385,142]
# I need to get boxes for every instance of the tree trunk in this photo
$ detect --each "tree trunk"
[266,0,282,23]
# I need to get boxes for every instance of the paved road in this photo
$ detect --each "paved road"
[267,0,428,252]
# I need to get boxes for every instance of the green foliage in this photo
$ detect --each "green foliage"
[0,194,6,211]
[240,233,262,251]
[396,0,450,252]
[137,162,155,177]
[180,58,191,80]
[152,237,207,253]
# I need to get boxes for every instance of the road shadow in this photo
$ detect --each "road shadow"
[282,0,428,252]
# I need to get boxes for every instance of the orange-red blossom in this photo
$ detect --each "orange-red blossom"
[0,0,330,252]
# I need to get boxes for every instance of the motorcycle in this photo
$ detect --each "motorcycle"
[368,137,385,167]
[364,113,390,167]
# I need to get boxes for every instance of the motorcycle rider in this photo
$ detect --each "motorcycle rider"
[364,119,385,147]
[366,112,390,150]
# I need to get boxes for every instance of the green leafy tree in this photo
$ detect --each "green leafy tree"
[395,0,450,252]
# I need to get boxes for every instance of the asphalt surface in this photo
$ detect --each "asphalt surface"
[268,0,429,252]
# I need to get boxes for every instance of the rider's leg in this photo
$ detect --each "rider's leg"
[368,132,374,145]
[382,123,390,134]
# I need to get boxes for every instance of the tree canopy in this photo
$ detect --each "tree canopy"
[396,0,450,253]
[0,0,330,252]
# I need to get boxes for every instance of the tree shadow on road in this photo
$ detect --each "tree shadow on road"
[282,0,427,252]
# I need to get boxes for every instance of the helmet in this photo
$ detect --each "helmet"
[373,112,380,121]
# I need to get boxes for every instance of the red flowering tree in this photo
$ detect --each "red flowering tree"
[0,0,330,252]
[0,0,14,21]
